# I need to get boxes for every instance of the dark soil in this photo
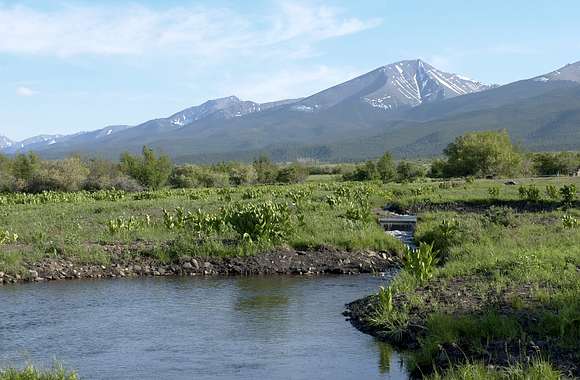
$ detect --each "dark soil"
[384,199,578,214]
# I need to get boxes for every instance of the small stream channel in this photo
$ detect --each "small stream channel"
[0,213,417,380]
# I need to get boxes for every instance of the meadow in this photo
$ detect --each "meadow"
[1,175,579,379]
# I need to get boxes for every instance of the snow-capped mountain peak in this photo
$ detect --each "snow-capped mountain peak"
[169,96,263,127]
[292,59,491,112]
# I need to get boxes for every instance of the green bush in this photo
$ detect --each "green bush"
[418,219,461,256]
[484,206,518,227]
[518,184,541,202]
[396,161,426,182]
[276,164,308,184]
[559,184,577,207]
[27,158,89,193]
[120,146,172,190]
[439,130,522,177]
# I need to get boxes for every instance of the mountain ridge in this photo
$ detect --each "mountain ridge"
[2,59,580,162]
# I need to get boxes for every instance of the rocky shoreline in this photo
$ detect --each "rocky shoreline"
[0,247,400,285]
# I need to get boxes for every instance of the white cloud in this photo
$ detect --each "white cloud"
[16,86,38,96]
[0,3,380,59]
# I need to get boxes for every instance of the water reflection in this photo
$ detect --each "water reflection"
[0,275,409,380]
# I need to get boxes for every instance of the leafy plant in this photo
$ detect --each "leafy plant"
[487,186,500,198]
[545,184,559,200]
[559,184,577,208]
[0,230,18,245]
[484,206,517,227]
[404,242,439,284]
[368,286,409,342]
[562,214,579,229]
[106,216,142,235]
[225,201,291,243]
[518,184,541,202]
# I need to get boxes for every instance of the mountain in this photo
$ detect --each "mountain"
[533,61,580,83]
[1,126,131,155]
[2,135,63,154]
[0,135,13,150]
[3,59,580,162]
[291,59,490,112]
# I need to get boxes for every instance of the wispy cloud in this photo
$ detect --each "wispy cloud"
[0,3,380,59]
[16,86,38,96]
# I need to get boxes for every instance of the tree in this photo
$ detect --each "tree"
[442,130,522,177]
[532,152,580,176]
[120,146,172,189]
[396,161,426,182]
[376,152,397,182]
[27,157,89,193]
[11,153,40,181]
[253,155,278,184]
[276,164,308,184]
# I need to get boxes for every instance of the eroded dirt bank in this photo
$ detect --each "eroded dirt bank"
[0,246,400,285]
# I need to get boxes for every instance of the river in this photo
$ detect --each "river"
[0,274,409,379]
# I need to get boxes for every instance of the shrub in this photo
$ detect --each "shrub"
[559,184,577,208]
[170,165,229,188]
[396,161,426,182]
[376,152,397,183]
[532,152,580,176]
[120,146,172,190]
[109,175,144,192]
[253,155,278,184]
[276,164,308,184]
[27,158,89,193]
[518,184,541,202]
[487,186,500,198]
[343,161,378,181]
[484,206,517,227]
[440,130,522,177]
[418,219,461,256]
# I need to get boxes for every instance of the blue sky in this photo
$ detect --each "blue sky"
[1,0,579,140]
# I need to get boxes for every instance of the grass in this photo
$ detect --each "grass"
[1,176,579,378]
[357,176,580,377]
[427,359,563,380]
[0,365,77,380]
[0,182,402,274]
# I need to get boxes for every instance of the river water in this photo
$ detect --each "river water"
[0,274,409,379]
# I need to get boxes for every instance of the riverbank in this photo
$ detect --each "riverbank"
[345,206,580,378]
[0,246,399,285]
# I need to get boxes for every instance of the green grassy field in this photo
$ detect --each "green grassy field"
[355,176,580,378]
[1,176,579,378]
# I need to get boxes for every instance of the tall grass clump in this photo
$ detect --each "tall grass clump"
[0,365,78,380]
[404,242,439,284]
[368,286,410,342]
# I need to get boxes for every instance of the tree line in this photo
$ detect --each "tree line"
[0,131,578,193]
